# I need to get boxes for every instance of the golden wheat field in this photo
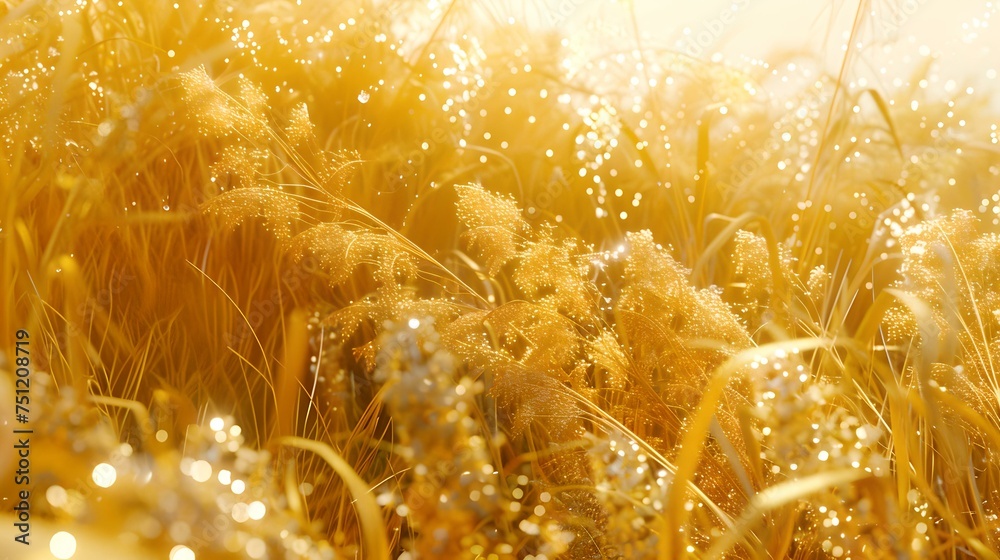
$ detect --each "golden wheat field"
[3,0,1000,558]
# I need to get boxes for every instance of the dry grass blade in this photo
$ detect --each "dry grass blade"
[274,436,389,560]
[664,337,833,556]
[705,468,867,559]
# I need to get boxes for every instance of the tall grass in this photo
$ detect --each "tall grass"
[2,0,1000,558]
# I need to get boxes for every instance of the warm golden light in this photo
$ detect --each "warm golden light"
[2,0,1000,558]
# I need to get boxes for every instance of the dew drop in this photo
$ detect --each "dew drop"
[50,532,77,559]
[170,545,195,560]
[92,463,117,488]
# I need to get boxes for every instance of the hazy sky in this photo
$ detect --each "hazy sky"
[632,0,998,91]
[533,0,998,102]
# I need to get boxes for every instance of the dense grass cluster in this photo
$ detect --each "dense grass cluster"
[3,0,1000,558]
